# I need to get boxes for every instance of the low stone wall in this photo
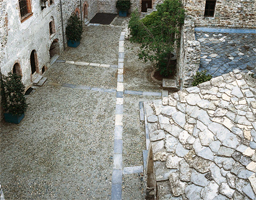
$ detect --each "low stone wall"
[182,0,256,28]
[177,17,201,88]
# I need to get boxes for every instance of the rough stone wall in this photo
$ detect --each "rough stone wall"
[98,0,117,13]
[182,0,256,28]
[177,17,201,88]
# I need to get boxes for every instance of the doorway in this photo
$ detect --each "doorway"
[30,50,38,75]
[141,0,152,12]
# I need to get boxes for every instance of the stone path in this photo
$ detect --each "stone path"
[196,28,256,77]
[0,23,162,199]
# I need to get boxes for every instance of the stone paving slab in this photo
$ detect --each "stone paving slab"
[196,31,256,77]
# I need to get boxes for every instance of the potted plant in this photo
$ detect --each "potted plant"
[66,14,83,47]
[1,72,28,124]
[116,0,131,17]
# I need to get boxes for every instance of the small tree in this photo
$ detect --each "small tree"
[116,0,131,12]
[1,73,28,115]
[128,0,185,77]
[66,14,83,42]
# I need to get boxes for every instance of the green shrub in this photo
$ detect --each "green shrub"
[141,11,158,26]
[1,72,28,115]
[66,14,83,42]
[116,0,131,11]
[192,70,212,86]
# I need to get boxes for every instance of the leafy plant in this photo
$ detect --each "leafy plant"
[1,72,28,115]
[116,0,131,11]
[128,0,185,77]
[66,14,83,42]
[192,70,212,86]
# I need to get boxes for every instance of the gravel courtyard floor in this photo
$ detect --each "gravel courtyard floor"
[0,23,162,199]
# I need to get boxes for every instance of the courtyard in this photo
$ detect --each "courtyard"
[0,22,163,199]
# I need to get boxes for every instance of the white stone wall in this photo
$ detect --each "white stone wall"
[177,17,201,88]
[182,0,256,28]
[1,0,63,88]
[0,0,7,120]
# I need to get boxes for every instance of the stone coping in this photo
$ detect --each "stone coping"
[195,27,256,34]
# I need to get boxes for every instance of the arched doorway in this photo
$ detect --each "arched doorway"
[13,63,22,76]
[49,39,60,59]
[30,50,38,75]
[141,0,152,12]
[83,3,88,19]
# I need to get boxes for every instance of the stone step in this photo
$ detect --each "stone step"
[33,74,42,84]
[50,54,59,65]
[37,77,48,86]
[84,19,90,26]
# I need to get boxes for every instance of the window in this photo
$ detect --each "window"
[19,0,32,19]
[13,63,22,76]
[49,21,54,35]
[49,17,55,36]
[204,0,216,17]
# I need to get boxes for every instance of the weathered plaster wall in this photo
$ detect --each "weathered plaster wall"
[1,0,63,89]
[183,0,256,28]
[0,0,8,121]
[87,0,98,20]
[177,17,201,88]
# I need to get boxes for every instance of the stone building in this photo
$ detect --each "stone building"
[0,0,132,119]
[177,0,256,88]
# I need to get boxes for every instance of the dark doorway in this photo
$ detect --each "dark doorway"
[141,0,152,12]
[30,50,38,75]
[49,39,60,59]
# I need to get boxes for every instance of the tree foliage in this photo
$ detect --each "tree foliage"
[192,70,212,86]
[116,0,131,11]
[66,14,83,42]
[128,0,185,77]
[1,72,28,115]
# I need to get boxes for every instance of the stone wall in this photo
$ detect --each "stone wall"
[182,0,256,28]
[98,0,117,13]
[177,17,201,88]
[1,0,64,88]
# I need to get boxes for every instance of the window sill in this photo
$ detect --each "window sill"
[21,13,33,23]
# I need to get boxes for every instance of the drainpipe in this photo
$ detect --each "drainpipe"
[60,0,65,50]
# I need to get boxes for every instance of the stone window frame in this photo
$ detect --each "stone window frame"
[18,0,33,22]
[49,17,56,37]
[204,0,217,17]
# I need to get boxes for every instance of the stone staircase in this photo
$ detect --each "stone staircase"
[32,74,47,87]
